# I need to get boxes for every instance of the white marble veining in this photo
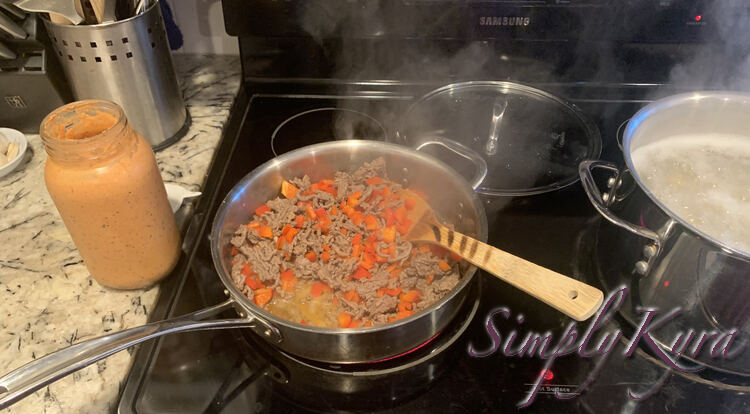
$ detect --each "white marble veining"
[0,54,240,414]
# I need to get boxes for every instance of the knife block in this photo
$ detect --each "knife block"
[0,16,72,133]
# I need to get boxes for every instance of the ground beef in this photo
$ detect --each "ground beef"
[229,158,463,327]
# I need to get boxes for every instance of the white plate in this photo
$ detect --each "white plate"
[0,127,28,179]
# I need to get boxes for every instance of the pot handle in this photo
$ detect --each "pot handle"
[579,160,662,249]
[0,299,279,410]
[415,137,489,190]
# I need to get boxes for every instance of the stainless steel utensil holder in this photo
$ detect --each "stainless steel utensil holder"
[42,1,188,150]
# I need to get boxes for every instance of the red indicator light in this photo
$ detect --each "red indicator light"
[694,15,702,21]
[543,370,554,381]
[664,281,670,287]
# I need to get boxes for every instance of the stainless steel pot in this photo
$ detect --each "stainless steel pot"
[0,140,488,409]
[580,92,750,375]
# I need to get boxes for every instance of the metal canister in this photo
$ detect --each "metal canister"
[42,0,188,150]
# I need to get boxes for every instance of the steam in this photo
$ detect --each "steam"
[295,1,750,191]
[663,1,750,93]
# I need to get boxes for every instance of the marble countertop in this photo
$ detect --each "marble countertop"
[0,54,241,414]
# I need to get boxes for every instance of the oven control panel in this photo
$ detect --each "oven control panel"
[222,0,740,43]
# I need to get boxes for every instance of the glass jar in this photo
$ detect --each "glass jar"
[40,100,181,289]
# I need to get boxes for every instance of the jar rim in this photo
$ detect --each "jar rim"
[40,99,126,145]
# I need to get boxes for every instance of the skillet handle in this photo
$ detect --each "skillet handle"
[0,299,275,410]
[415,136,489,190]
[579,160,662,249]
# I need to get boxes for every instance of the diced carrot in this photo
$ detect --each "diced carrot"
[244,277,265,290]
[256,225,273,239]
[322,244,331,252]
[364,320,373,327]
[246,221,260,229]
[381,186,392,199]
[300,319,307,325]
[384,208,395,226]
[381,226,396,243]
[365,214,379,231]
[342,205,355,217]
[321,186,337,197]
[351,212,365,226]
[404,198,417,211]
[295,215,305,228]
[388,310,413,322]
[321,251,331,262]
[352,234,362,247]
[330,205,339,216]
[347,191,363,207]
[275,236,285,250]
[338,312,353,328]
[349,319,362,328]
[230,246,239,256]
[375,254,389,263]
[398,302,412,312]
[352,266,372,280]
[281,180,299,199]
[396,309,414,319]
[341,228,348,235]
[253,288,273,307]
[241,263,253,276]
[401,290,421,303]
[313,180,337,196]
[396,218,412,235]
[255,205,271,216]
[305,204,317,220]
[360,253,375,269]
[385,287,402,297]
[284,252,291,261]
[285,227,300,242]
[449,252,463,262]
[426,274,434,285]
[343,289,360,303]
[365,177,383,185]
[394,206,408,224]
[385,244,395,256]
[438,260,452,271]
[305,251,317,262]
[281,224,293,236]
[386,264,400,278]
[280,269,297,291]
[377,287,400,297]
[311,282,332,297]
[280,269,295,281]
[318,212,332,233]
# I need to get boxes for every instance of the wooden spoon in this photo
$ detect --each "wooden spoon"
[398,190,604,321]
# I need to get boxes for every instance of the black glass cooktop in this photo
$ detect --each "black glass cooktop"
[117,85,749,413]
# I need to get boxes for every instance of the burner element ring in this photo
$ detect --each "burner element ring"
[271,107,387,156]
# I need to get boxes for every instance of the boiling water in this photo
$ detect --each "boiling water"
[631,134,750,255]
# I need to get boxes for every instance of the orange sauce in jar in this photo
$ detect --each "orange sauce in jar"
[40,100,180,289]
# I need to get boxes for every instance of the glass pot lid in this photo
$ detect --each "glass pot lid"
[397,81,601,196]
